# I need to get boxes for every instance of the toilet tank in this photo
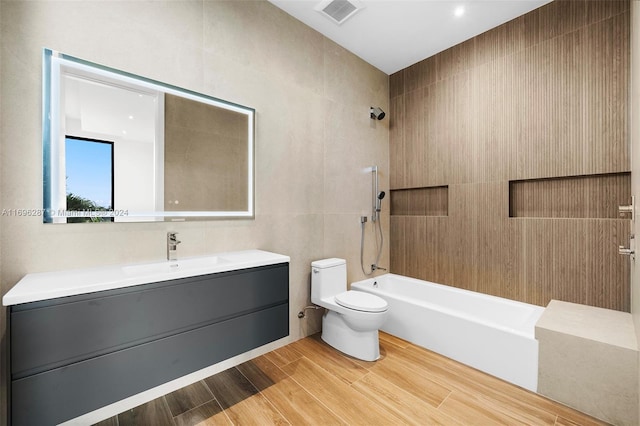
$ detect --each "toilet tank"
[311,258,347,304]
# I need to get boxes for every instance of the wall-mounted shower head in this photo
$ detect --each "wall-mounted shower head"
[370,107,385,120]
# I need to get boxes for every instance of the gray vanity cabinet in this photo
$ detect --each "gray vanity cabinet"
[9,263,289,425]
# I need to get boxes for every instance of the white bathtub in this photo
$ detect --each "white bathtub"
[351,273,545,391]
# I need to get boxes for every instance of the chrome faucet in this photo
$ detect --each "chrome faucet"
[167,232,181,261]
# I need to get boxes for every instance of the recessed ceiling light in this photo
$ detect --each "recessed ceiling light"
[454,5,465,17]
[128,115,134,120]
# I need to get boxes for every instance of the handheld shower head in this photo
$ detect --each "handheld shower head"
[376,191,385,213]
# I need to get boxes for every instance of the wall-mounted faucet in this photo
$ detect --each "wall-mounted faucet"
[167,232,181,261]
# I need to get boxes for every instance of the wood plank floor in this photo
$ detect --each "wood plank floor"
[96,332,608,426]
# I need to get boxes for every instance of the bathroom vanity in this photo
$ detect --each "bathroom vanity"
[3,250,289,425]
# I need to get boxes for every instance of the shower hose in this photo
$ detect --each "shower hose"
[360,215,384,276]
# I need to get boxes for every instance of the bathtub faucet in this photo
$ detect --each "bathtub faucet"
[372,264,386,272]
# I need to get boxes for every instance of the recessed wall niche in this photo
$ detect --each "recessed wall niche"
[390,186,448,216]
[509,173,631,219]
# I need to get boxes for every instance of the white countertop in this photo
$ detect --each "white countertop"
[3,250,290,306]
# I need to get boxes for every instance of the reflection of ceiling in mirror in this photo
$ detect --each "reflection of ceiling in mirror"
[64,75,157,143]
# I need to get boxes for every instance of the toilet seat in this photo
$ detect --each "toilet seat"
[335,291,387,313]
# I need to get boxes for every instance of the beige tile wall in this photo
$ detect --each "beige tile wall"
[0,0,389,421]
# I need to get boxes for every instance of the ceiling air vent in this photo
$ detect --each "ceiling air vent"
[315,0,364,25]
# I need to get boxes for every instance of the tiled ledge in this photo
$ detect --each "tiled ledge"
[535,300,639,426]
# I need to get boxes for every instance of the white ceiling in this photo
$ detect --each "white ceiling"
[268,0,552,75]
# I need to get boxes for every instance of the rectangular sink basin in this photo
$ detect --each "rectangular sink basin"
[122,256,225,277]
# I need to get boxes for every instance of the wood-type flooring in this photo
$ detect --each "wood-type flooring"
[97,332,608,426]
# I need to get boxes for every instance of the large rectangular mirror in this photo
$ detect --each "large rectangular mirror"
[43,49,255,223]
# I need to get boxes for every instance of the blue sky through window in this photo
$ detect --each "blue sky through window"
[65,137,113,209]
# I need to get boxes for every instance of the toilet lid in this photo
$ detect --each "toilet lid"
[335,291,388,312]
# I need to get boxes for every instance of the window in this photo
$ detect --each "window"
[65,136,114,223]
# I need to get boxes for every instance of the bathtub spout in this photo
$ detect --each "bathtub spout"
[372,264,386,272]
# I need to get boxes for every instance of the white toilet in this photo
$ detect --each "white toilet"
[311,258,388,361]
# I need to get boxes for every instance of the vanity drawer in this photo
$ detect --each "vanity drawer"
[11,303,288,426]
[11,263,288,378]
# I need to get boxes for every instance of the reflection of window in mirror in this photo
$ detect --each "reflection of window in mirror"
[65,136,114,223]
[61,69,163,223]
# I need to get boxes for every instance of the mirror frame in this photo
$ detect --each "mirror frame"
[42,48,255,223]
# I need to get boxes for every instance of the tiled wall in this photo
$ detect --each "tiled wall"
[389,0,631,311]
[630,4,640,421]
[0,0,389,420]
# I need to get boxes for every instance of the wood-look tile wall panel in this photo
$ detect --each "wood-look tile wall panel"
[391,216,451,288]
[538,0,590,42]
[404,55,436,93]
[425,84,450,186]
[521,218,630,311]
[445,184,479,292]
[390,71,404,100]
[476,182,523,301]
[389,0,631,311]
[436,38,476,81]
[405,89,427,188]
[424,217,450,286]
[584,219,630,311]
[584,0,629,25]
[510,173,631,218]
[475,57,517,183]
[389,95,405,189]
[403,216,428,281]
[522,7,541,48]
[580,11,629,175]
[516,31,590,179]
[390,216,406,277]
[475,15,526,67]
[391,187,630,311]
[539,0,629,43]
[445,71,476,185]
